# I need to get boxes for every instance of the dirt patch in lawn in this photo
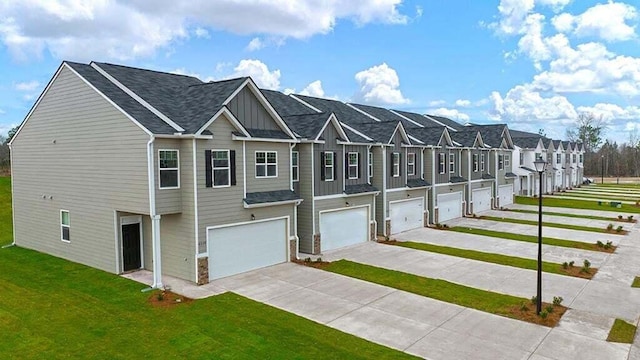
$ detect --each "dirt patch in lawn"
[148,290,193,308]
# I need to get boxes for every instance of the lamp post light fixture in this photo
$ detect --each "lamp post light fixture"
[601,155,605,184]
[533,157,546,315]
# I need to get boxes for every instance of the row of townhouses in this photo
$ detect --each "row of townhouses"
[8,62,584,286]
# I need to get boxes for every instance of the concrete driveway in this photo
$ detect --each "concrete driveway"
[479,209,633,231]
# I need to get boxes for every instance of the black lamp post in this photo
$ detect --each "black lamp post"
[601,155,604,184]
[533,157,546,315]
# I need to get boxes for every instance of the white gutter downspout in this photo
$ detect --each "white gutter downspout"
[2,144,16,249]
[145,136,163,291]
[381,145,387,236]
[494,149,499,208]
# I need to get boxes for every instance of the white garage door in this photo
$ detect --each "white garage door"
[390,198,424,234]
[208,218,287,280]
[499,184,514,207]
[320,207,368,252]
[437,192,463,223]
[472,188,492,213]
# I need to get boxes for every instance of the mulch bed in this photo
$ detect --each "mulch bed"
[509,302,568,327]
[148,290,193,308]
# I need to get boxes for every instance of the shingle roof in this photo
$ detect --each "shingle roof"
[244,190,301,205]
[344,184,379,195]
[450,176,467,183]
[393,110,442,127]
[505,172,517,178]
[512,136,541,149]
[347,121,402,143]
[295,95,376,127]
[66,62,177,134]
[467,124,510,149]
[425,114,465,131]
[407,178,431,188]
[262,89,318,117]
[450,130,479,147]
[509,129,539,138]
[180,78,248,133]
[280,113,331,139]
[481,174,494,180]
[350,103,421,129]
[406,126,447,146]
[342,127,373,143]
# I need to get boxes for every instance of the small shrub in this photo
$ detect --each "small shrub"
[607,223,614,231]
[616,226,623,233]
[562,262,569,269]
[618,215,623,220]
[443,224,449,229]
[569,261,575,267]
[581,259,591,274]
[315,257,323,263]
[156,292,165,301]
[539,310,548,319]
[596,241,604,248]
[629,215,634,221]
[435,223,442,229]
[520,302,529,312]
[545,305,554,313]
[553,296,563,306]
[530,296,537,305]
[604,241,613,250]
[304,257,312,263]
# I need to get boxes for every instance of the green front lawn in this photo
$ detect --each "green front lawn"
[552,192,640,202]
[450,227,615,253]
[385,241,595,279]
[607,319,637,343]
[0,177,413,359]
[479,215,619,234]
[516,196,640,214]
[504,208,632,223]
[314,260,566,327]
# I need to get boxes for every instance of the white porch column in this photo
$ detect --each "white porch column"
[151,214,163,289]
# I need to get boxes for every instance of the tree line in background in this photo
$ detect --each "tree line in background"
[568,113,640,178]
[0,126,17,175]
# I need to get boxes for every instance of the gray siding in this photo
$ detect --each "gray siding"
[470,149,482,180]
[314,194,376,233]
[406,147,422,180]
[344,144,369,187]
[296,143,314,254]
[460,149,470,179]
[11,66,150,274]
[387,133,404,189]
[434,149,449,184]
[227,86,278,131]
[155,138,182,214]
[314,124,343,196]
[424,148,434,184]
[371,146,385,233]
[196,114,295,254]
[386,188,427,210]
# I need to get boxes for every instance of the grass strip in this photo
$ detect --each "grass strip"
[384,241,595,279]
[479,215,622,234]
[596,183,640,189]
[449,226,615,253]
[552,192,639,202]
[632,277,640,288]
[504,208,633,223]
[607,319,637,343]
[516,196,640,214]
[313,259,566,327]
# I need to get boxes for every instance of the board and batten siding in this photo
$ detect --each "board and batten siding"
[434,149,450,184]
[470,149,482,180]
[314,124,343,196]
[387,132,404,189]
[296,143,314,254]
[11,66,150,274]
[343,144,369,187]
[406,147,422,180]
[196,115,295,254]
[154,138,182,215]
[371,146,385,234]
[424,148,434,184]
[227,86,279,131]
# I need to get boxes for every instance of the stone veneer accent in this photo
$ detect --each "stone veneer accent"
[313,234,321,255]
[385,220,391,237]
[289,239,297,261]
[434,208,439,224]
[424,212,429,227]
[370,222,376,240]
[197,257,209,285]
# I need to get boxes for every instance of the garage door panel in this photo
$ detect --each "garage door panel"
[472,188,491,213]
[390,198,424,234]
[208,219,287,281]
[438,192,462,223]
[499,184,514,207]
[320,207,368,252]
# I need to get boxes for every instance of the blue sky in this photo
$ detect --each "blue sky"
[1,0,639,143]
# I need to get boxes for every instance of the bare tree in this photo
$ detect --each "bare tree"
[566,112,605,153]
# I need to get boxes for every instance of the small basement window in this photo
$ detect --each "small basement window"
[159,150,179,189]
[61,210,70,242]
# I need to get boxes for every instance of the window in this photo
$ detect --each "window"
[449,153,455,173]
[579,154,583,163]
[557,153,561,164]
[292,151,299,182]
[60,210,70,242]
[212,150,230,187]
[438,153,446,174]
[256,151,277,178]
[407,152,416,176]
[519,153,524,166]
[158,150,179,189]
[535,152,542,161]
[323,151,334,181]
[498,154,504,170]
[392,152,400,177]
[504,154,510,168]
[572,154,576,163]
[368,152,373,179]
[347,152,359,179]
[481,153,485,171]
[473,154,479,172]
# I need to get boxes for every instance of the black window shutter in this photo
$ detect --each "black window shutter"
[345,153,349,178]
[389,152,393,174]
[320,152,326,181]
[230,150,236,186]
[333,152,337,180]
[357,152,361,179]
[205,150,212,188]
[399,153,403,177]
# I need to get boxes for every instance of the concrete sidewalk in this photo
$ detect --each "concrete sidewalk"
[507,203,637,219]
[393,227,611,268]
[546,194,637,205]
[479,209,632,231]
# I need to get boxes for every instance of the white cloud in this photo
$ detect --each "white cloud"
[551,12,574,32]
[354,63,409,104]
[455,99,471,107]
[194,27,209,38]
[494,0,535,35]
[553,2,638,42]
[246,37,264,52]
[517,13,551,69]
[0,109,5,115]
[299,80,325,97]
[170,68,201,78]
[283,88,295,95]
[229,59,281,90]
[428,100,446,106]
[489,84,577,122]
[429,108,470,122]
[625,121,640,132]
[537,0,572,12]
[576,103,640,123]
[0,0,409,61]
[14,80,40,92]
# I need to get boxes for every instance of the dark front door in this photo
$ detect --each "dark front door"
[122,223,141,272]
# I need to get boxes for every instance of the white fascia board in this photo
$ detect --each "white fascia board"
[232,135,298,143]
[389,109,424,128]
[196,107,251,137]
[289,94,322,113]
[423,114,457,132]
[408,135,424,145]
[345,103,381,122]
[90,62,184,132]
[339,122,374,141]
[243,199,303,209]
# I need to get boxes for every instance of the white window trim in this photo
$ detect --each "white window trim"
[324,151,335,182]
[481,153,485,172]
[439,153,446,174]
[212,149,231,188]
[368,152,373,179]
[505,154,510,168]
[60,209,70,243]
[392,152,400,177]
[348,152,359,180]
[449,153,455,173]
[292,151,299,182]
[158,149,180,189]
[255,150,278,178]
[473,154,479,172]
[407,152,416,176]
[498,154,504,170]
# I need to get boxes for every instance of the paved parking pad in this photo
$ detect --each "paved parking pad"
[507,203,637,219]
[479,209,632,231]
